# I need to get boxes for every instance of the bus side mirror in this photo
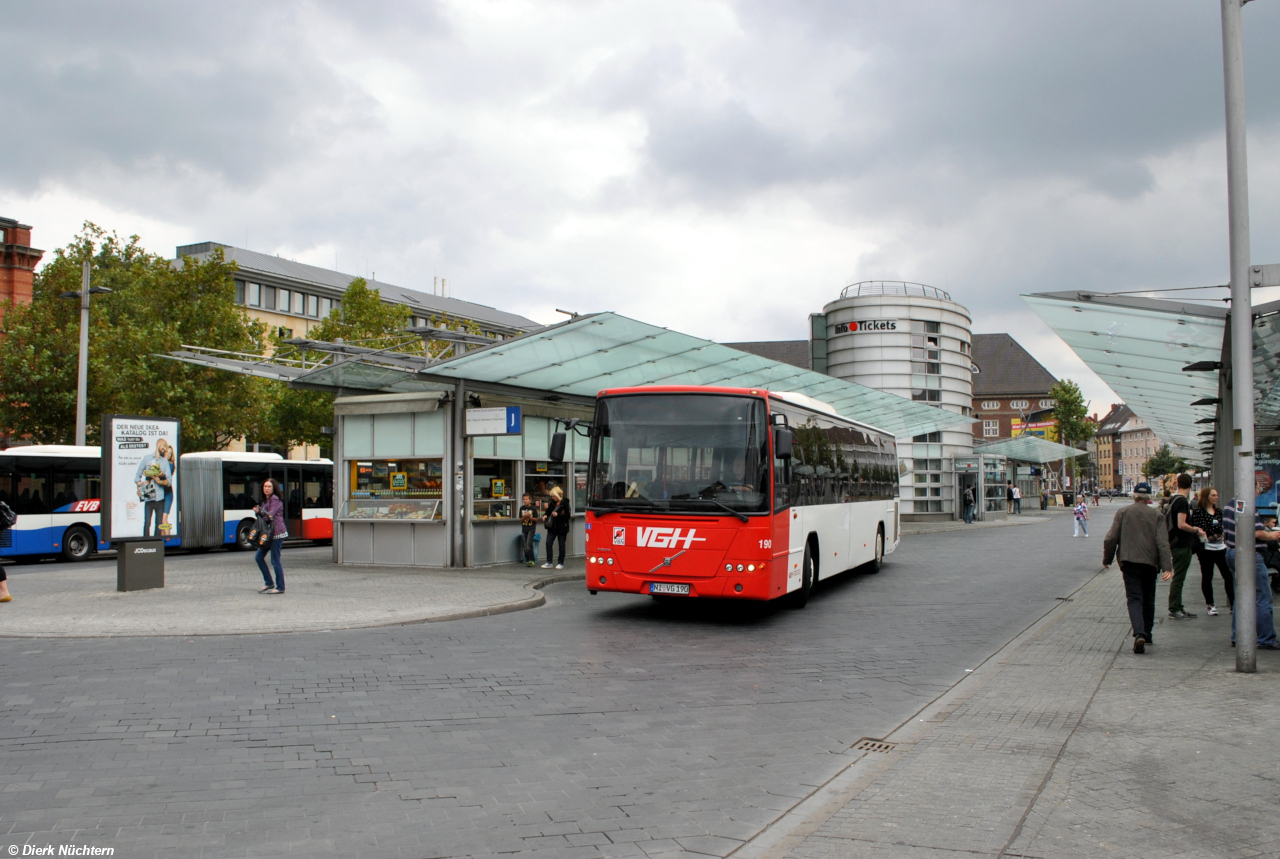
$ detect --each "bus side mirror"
[774,427,793,460]
[549,432,567,463]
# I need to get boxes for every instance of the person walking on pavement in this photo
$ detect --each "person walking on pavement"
[518,493,539,567]
[541,485,570,570]
[253,478,287,594]
[1013,484,1022,514]
[1191,487,1233,616]
[1072,497,1090,537]
[1006,482,1015,514]
[1103,482,1173,654]
[1166,473,1204,619]
[962,485,975,525]
[1223,496,1280,650]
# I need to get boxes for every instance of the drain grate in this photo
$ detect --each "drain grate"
[853,738,897,753]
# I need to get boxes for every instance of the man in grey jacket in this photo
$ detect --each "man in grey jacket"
[1103,482,1173,654]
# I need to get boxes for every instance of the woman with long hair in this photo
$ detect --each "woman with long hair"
[253,478,287,594]
[1191,486,1232,615]
[541,485,570,570]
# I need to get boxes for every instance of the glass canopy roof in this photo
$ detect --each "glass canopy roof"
[415,313,973,438]
[164,312,972,439]
[1023,292,1226,464]
[975,435,1091,464]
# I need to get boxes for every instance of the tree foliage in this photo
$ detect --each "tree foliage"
[0,224,272,450]
[1048,379,1094,478]
[1142,444,1187,478]
[266,278,486,448]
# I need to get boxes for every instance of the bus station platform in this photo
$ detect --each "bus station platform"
[0,547,584,638]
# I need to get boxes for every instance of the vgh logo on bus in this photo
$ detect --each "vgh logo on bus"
[636,527,707,549]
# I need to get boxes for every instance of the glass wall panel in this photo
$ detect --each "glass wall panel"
[343,415,373,458]
[495,433,522,457]
[473,459,516,520]
[413,411,445,456]
[344,458,443,520]
[373,413,412,458]
[523,417,550,460]
[472,435,495,457]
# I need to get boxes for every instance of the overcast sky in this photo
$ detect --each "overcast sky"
[4,0,1280,413]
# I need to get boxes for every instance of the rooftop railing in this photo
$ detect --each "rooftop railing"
[840,281,952,301]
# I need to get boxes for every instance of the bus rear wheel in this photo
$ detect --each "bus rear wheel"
[869,527,884,574]
[61,526,97,562]
[234,519,255,551]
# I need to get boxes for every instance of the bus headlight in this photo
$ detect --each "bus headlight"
[607,557,614,566]
[725,564,733,572]
[736,564,744,572]
[747,564,755,572]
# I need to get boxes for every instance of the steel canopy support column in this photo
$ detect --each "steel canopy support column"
[452,381,468,568]
[1222,0,1255,672]
[1216,323,1234,503]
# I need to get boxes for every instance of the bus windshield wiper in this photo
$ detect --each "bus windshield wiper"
[685,497,749,522]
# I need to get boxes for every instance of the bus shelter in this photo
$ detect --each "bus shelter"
[166,312,973,568]
[975,435,1094,508]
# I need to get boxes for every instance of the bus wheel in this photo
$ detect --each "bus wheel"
[61,526,96,562]
[234,519,255,551]
[789,543,815,609]
[869,527,885,574]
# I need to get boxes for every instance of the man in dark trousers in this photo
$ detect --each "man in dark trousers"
[1103,482,1173,654]
[1167,472,1206,619]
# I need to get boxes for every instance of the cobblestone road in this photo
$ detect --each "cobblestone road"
[2,510,1107,858]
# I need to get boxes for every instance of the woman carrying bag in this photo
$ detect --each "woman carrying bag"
[541,485,570,570]
[253,478,287,594]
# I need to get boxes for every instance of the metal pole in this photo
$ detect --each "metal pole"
[1222,0,1255,672]
[76,262,91,448]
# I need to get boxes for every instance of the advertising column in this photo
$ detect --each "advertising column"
[101,414,181,591]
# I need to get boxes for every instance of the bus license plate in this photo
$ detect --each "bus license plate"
[650,582,691,596]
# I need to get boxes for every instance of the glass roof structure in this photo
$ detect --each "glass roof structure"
[1023,292,1227,464]
[164,312,973,439]
[406,313,973,438]
[975,435,1089,464]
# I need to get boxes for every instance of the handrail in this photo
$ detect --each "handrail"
[840,281,952,301]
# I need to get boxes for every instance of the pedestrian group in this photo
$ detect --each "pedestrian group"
[1103,474,1278,654]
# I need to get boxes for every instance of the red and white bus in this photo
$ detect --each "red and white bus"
[575,386,899,605]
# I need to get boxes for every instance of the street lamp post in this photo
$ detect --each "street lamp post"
[1221,0,1256,672]
[58,261,111,448]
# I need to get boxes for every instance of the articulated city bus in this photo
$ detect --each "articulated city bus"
[0,446,333,562]
[576,386,899,605]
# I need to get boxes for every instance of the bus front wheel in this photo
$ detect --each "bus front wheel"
[234,519,255,551]
[789,542,815,609]
[61,526,97,562]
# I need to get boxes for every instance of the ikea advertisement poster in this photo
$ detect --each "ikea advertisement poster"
[102,415,181,541]
[1255,449,1280,516]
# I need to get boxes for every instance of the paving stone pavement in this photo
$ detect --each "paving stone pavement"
[0,547,578,636]
[747,513,1280,859]
[2,508,1116,858]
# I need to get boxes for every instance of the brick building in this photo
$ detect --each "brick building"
[1091,404,1133,490]
[970,333,1059,442]
[0,217,45,326]
[1117,414,1162,491]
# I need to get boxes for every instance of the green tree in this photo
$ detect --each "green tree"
[0,223,272,450]
[1048,379,1095,485]
[1142,444,1187,478]
[266,278,488,448]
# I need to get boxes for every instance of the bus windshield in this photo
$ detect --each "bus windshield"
[589,394,770,514]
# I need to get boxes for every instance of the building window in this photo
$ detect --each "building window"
[960,340,969,355]
[980,400,1000,410]
[234,281,246,305]
[247,282,261,307]
[277,327,292,339]
[292,291,305,315]
[961,406,972,416]
[320,297,332,317]
[1039,399,1055,409]
[912,389,942,402]
[308,294,319,317]
[983,420,999,437]
[278,288,291,313]
[1010,399,1029,409]
[912,432,942,443]
[262,286,276,310]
